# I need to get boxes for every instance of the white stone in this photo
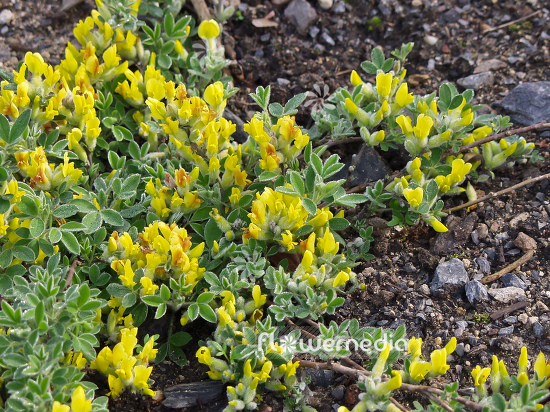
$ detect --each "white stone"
[0,9,13,25]
[318,0,333,9]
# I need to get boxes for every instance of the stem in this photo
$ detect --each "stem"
[455,121,550,155]
[482,10,542,33]
[480,249,535,284]
[64,258,81,290]
[443,172,550,213]
[295,358,485,411]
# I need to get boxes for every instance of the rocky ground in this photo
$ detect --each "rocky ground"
[1,0,550,410]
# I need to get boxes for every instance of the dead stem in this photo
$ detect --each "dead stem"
[64,258,81,290]
[480,249,535,284]
[443,172,550,213]
[295,358,484,411]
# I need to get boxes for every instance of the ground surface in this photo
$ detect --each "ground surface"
[1,0,550,411]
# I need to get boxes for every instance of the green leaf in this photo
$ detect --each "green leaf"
[197,292,215,304]
[61,231,80,255]
[426,180,439,202]
[8,109,31,143]
[302,198,317,216]
[29,218,45,238]
[381,58,394,72]
[81,300,104,311]
[289,172,305,196]
[284,92,307,112]
[93,227,107,245]
[310,153,323,175]
[335,194,368,207]
[0,113,9,143]
[70,199,97,213]
[294,224,314,237]
[204,218,222,248]
[0,249,12,268]
[371,47,385,68]
[258,171,279,182]
[53,204,79,219]
[439,83,452,107]
[159,284,171,301]
[169,332,192,347]
[155,303,167,318]
[199,304,217,323]
[163,12,174,35]
[329,217,350,231]
[187,304,199,321]
[49,228,62,244]
[18,195,39,216]
[120,205,145,219]
[101,209,124,226]
[12,245,36,262]
[60,222,86,232]
[107,283,132,298]
[157,54,172,69]
[141,295,164,307]
[268,102,284,117]
[82,212,103,234]
[112,126,134,141]
[128,141,141,160]
[122,292,137,308]
[361,61,378,74]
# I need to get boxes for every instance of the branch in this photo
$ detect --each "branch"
[456,121,550,155]
[189,0,211,21]
[443,172,550,213]
[482,10,541,33]
[295,358,484,410]
[64,258,81,290]
[480,249,535,284]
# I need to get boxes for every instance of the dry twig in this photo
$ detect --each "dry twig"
[443,172,550,213]
[480,249,535,284]
[482,10,541,33]
[64,258,81,290]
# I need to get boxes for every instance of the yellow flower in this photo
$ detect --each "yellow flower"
[429,218,448,233]
[317,228,339,255]
[198,20,220,40]
[332,271,349,288]
[350,70,363,86]
[413,114,433,140]
[52,401,70,412]
[196,346,213,365]
[430,349,449,375]
[395,83,413,107]
[70,386,92,412]
[471,365,491,386]
[108,375,124,398]
[376,71,393,98]
[252,285,267,308]
[140,277,159,295]
[403,187,423,208]
[408,337,423,359]
[133,364,155,396]
[409,361,432,381]
[204,81,225,108]
[281,230,297,251]
[519,346,528,374]
[534,352,550,379]
[396,115,413,135]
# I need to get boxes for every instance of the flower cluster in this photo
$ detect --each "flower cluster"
[91,325,157,397]
[105,222,205,296]
[403,337,457,382]
[52,386,93,412]
[243,115,309,172]
[145,168,203,218]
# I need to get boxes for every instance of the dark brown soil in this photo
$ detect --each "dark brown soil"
[1,0,549,411]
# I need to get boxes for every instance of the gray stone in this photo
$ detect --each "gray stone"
[424,35,438,46]
[277,78,291,87]
[514,232,537,252]
[476,257,491,274]
[0,9,13,25]
[309,26,320,38]
[455,343,465,356]
[456,320,468,329]
[474,59,507,73]
[284,0,318,35]
[457,72,494,91]
[331,385,345,400]
[431,258,469,293]
[533,322,545,338]
[331,147,390,188]
[469,336,478,346]
[488,287,527,303]
[465,280,489,304]
[304,368,334,387]
[440,8,460,24]
[431,213,478,255]
[320,31,335,46]
[498,326,514,336]
[504,316,517,324]
[495,82,550,126]
[501,273,527,290]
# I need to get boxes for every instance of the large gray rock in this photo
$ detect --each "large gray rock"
[488,287,527,303]
[501,273,526,290]
[457,72,494,91]
[465,280,489,304]
[285,0,318,34]
[495,82,550,126]
[330,147,390,188]
[430,213,478,256]
[431,258,469,293]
